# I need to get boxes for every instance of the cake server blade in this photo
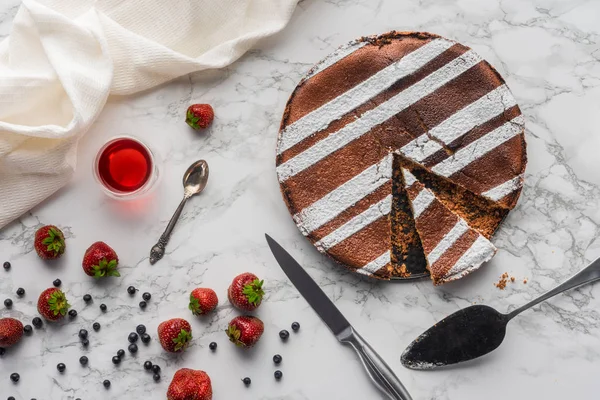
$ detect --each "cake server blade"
[265,234,413,400]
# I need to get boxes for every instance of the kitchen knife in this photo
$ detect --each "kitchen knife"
[265,234,413,400]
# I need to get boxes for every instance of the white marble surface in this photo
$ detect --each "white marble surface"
[1,0,600,399]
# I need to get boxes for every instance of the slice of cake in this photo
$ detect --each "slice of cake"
[401,168,497,285]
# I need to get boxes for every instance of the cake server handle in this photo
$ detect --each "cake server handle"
[339,327,413,400]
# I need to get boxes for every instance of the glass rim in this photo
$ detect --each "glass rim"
[93,135,157,199]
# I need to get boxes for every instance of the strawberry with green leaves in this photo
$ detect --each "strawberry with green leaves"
[185,104,214,130]
[189,288,218,316]
[82,241,120,278]
[0,318,24,348]
[37,288,70,321]
[228,272,264,311]
[167,368,212,400]
[158,318,192,353]
[226,315,264,348]
[34,225,66,260]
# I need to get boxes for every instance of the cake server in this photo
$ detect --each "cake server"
[265,234,413,400]
[401,256,600,370]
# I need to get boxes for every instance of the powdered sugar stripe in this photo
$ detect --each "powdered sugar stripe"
[356,251,390,276]
[293,154,392,235]
[431,115,525,178]
[411,187,435,218]
[302,41,368,82]
[399,85,517,163]
[443,235,496,281]
[427,219,469,265]
[315,195,392,251]
[278,39,454,154]
[482,175,523,201]
[277,50,483,181]
[401,168,417,187]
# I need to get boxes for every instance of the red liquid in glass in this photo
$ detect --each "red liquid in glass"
[97,138,152,192]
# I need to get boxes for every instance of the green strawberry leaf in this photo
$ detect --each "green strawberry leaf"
[172,329,192,351]
[189,296,202,316]
[92,258,119,279]
[226,325,244,347]
[48,290,70,316]
[242,279,265,306]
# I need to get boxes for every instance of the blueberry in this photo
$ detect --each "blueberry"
[4,299,12,308]
[93,322,101,331]
[112,355,121,365]
[117,349,125,358]
[139,301,147,309]
[68,310,77,318]
[79,356,88,366]
[242,377,251,386]
[128,332,138,343]
[128,343,138,354]
[291,322,300,331]
[136,324,146,335]
[57,363,66,372]
[279,330,289,340]
[53,279,61,287]
[274,370,283,380]
[10,373,19,382]
[99,304,107,312]
[143,361,153,370]
[273,354,282,364]
[152,365,161,374]
[127,286,136,295]
[81,339,89,347]
[78,329,88,339]
[16,288,24,297]
[83,294,92,303]
[153,374,160,382]
[141,333,151,344]
[8,396,15,400]
[103,379,111,388]
[3,261,10,270]
[23,325,32,335]
[142,292,151,301]
[209,342,217,351]
[32,317,42,328]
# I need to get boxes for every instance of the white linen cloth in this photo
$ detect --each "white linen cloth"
[0,0,298,229]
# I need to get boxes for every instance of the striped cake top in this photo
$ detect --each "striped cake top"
[276,31,526,282]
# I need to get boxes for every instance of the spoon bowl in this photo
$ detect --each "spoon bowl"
[182,160,209,197]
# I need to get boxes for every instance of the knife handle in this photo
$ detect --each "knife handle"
[339,327,413,400]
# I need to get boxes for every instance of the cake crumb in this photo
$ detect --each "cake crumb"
[523,279,528,284]
[510,276,515,282]
[495,272,509,290]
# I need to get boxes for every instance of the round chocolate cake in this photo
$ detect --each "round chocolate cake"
[276,32,526,285]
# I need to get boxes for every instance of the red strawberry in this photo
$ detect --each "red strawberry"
[82,241,120,278]
[189,288,218,316]
[37,288,70,321]
[227,272,264,311]
[226,315,264,348]
[167,368,212,400]
[34,225,65,260]
[0,318,24,348]
[158,318,192,353]
[185,104,214,130]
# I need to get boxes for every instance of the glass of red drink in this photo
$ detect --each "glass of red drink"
[94,136,159,199]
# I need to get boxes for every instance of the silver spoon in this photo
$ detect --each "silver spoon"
[149,160,209,264]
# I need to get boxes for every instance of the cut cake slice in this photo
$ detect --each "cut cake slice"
[401,168,497,285]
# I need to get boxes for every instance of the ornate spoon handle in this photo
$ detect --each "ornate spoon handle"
[149,195,189,264]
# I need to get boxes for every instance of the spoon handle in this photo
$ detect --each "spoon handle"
[149,195,189,264]
[507,256,600,320]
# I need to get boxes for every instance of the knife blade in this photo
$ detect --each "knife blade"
[265,234,413,400]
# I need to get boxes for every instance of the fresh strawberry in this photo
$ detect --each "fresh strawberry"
[227,272,264,311]
[189,288,218,316]
[167,368,212,400]
[226,315,264,348]
[34,225,65,260]
[0,318,24,348]
[158,318,192,353]
[185,104,214,130]
[82,241,120,278]
[37,288,70,321]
